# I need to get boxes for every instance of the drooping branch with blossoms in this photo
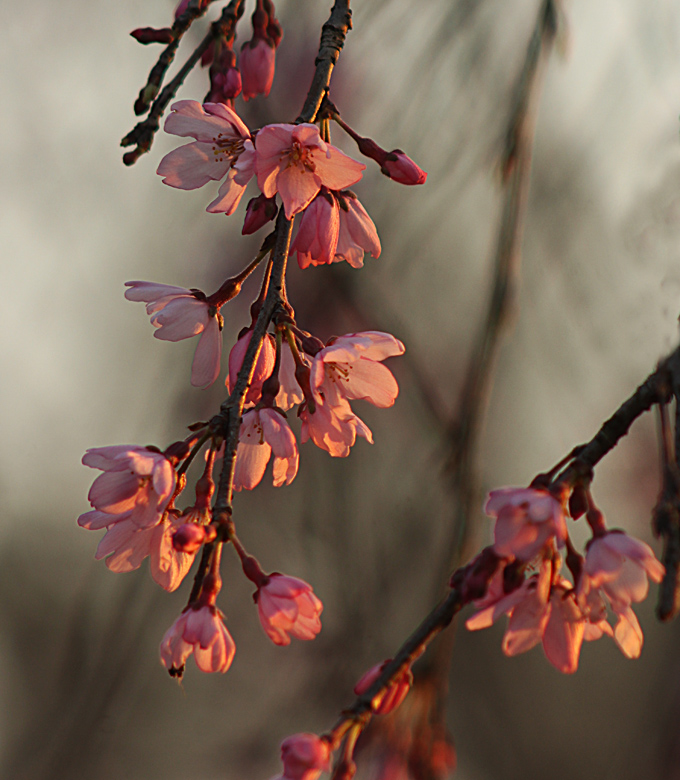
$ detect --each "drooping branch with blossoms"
[72,0,680,777]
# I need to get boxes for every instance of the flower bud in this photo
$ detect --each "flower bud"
[381,150,427,185]
[240,38,276,100]
[242,193,278,234]
[172,523,209,553]
[130,27,174,45]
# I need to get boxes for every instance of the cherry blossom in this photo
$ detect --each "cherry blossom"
[467,560,587,674]
[125,281,222,388]
[79,446,176,529]
[160,606,236,677]
[255,123,365,218]
[300,395,373,457]
[354,659,413,715]
[157,100,255,215]
[310,331,405,409]
[226,330,277,405]
[240,38,276,100]
[90,512,196,592]
[274,733,331,780]
[583,531,664,604]
[233,408,299,490]
[486,487,567,561]
[289,190,339,269]
[335,192,381,268]
[255,573,323,646]
[578,531,664,658]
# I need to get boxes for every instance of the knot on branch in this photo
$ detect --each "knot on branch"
[316,13,352,65]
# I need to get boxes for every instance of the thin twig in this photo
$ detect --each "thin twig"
[121,0,245,165]
[296,0,352,124]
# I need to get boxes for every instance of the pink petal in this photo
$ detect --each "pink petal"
[613,606,643,658]
[150,520,194,592]
[151,297,209,341]
[542,593,585,674]
[78,509,121,530]
[157,141,231,189]
[339,359,400,408]
[321,332,405,363]
[164,100,250,142]
[312,144,365,191]
[191,317,222,387]
[275,344,304,410]
[206,171,247,215]
[502,593,550,656]
[260,409,297,459]
[82,445,142,470]
[233,442,272,491]
[88,470,140,514]
[124,281,191,303]
[277,168,323,219]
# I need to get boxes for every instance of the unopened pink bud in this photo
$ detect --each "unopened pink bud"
[174,0,208,19]
[172,523,209,553]
[240,38,276,100]
[130,27,174,45]
[242,194,278,234]
[280,733,331,780]
[381,151,427,185]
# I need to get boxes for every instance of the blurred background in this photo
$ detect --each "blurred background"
[3,0,680,778]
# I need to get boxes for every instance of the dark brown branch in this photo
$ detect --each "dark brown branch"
[132,0,217,117]
[121,0,245,165]
[328,587,465,735]
[652,350,680,620]
[554,360,671,484]
[212,209,292,519]
[295,0,352,124]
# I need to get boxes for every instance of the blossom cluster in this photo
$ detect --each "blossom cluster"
[79,95,415,677]
[465,486,664,673]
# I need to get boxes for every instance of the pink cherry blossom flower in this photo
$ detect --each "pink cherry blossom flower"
[125,281,222,388]
[300,395,373,458]
[382,151,427,185]
[157,100,255,215]
[310,331,405,409]
[255,573,323,646]
[467,560,587,674]
[255,123,365,218]
[87,512,196,592]
[79,445,176,529]
[577,531,664,658]
[226,330,277,405]
[274,733,331,780]
[160,605,236,677]
[334,192,381,268]
[486,487,567,561]
[233,408,299,490]
[240,38,276,100]
[354,660,413,715]
[289,190,339,269]
[583,531,664,607]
